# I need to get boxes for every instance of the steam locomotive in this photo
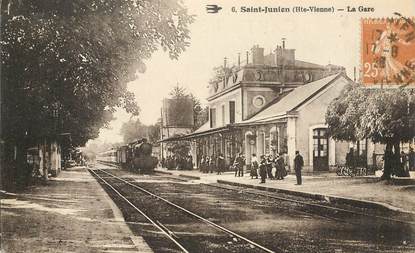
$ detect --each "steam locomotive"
[97,138,158,173]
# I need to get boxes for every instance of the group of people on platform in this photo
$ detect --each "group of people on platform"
[199,151,304,185]
[252,151,304,185]
[199,154,226,174]
[250,153,287,183]
[161,155,193,170]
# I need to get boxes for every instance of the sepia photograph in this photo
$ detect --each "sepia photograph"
[1,0,415,252]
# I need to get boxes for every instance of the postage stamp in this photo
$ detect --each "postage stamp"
[361,15,415,86]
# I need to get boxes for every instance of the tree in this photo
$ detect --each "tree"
[189,93,209,129]
[326,85,415,179]
[120,119,160,144]
[169,85,188,99]
[167,86,208,129]
[83,140,121,162]
[1,0,193,189]
[147,120,161,144]
[194,106,209,129]
[209,65,234,84]
[326,85,371,142]
[166,138,190,169]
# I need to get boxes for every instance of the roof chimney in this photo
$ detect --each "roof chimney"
[246,51,249,65]
[275,41,295,67]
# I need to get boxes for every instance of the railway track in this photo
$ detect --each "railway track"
[153,172,415,226]
[89,168,278,253]
[95,163,415,226]
[206,182,415,226]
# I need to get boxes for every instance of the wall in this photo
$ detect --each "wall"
[208,88,242,127]
[243,87,280,120]
[335,141,349,166]
[295,76,350,172]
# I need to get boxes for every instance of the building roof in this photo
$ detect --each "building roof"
[159,122,224,142]
[240,73,345,124]
[193,121,210,134]
[294,60,325,69]
[161,72,349,142]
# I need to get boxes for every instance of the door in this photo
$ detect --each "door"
[313,128,329,171]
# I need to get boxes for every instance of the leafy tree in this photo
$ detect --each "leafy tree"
[326,86,415,179]
[83,140,122,162]
[166,138,190,169]
[189,93,209,129]
[326,85,371,142]
[147,120,161,144]
[1,0,193,189]
[167,141,190,157]
[209,65,234,84]
[166,85,207,129]
[169,85,188,99]
[120,119,160,144]
[194,105,209,129]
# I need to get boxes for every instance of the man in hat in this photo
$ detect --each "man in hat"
[294,151,304,185]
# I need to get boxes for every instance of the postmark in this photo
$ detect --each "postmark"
[361,15,415,86]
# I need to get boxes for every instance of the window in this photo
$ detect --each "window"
[253,95,265,108]
[229,101,235,124]
[349,139,367,167]
[358,140,367,155]
[349,140,367,155]
[313,128,328,157]
[221,104,225,126]
[210,108,216,128]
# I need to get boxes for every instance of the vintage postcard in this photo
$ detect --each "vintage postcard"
[1,0,415,252]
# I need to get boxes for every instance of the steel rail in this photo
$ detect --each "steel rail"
[88,169,189,253]
[152,172,415,226]
[201,183,415,226]
[153,173,352,224]
[99,166,415,226]
[96,168,278,253]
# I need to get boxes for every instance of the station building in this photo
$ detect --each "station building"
[161,44,384,172]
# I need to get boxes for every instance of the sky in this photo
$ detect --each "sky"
[94,0,415,144]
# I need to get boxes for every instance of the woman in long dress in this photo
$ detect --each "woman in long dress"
[250,154,259,179]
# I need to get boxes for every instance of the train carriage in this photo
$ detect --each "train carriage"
[97,139,158,173]
[97,149,117,164]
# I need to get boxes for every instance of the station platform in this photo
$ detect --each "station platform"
[0,166,153,253]
[155,167,415,215]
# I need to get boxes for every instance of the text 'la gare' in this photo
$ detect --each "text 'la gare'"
[347,6,375,12]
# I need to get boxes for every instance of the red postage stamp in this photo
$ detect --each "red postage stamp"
[361,16,415,86]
